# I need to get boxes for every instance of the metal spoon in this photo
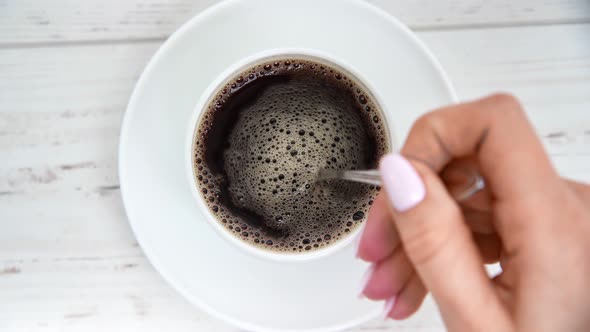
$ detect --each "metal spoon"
[316,168,485,202]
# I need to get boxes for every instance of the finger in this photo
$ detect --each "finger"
[402,94,560,237]
[361,248,413,300]
[385,274,427,320]
[460,180,590,238]
[473,233,502,264]
[462,206,495,234]
[357,192,400,262]
[458,185,492,211]
[458,178,582,213]
[440,157,491,211]
[566,180,590,206]
[379,154,510,329]
[492,272,513,306]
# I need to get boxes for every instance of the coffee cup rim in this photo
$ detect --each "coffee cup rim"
[185,48,394,263]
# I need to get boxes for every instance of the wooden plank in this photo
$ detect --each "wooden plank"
[0,256,237,332]
[0,24,589,330]
[420,23,590,181]
[369,0,590,30]
[0,0,589,44]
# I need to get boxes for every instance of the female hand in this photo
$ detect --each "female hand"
[357,94,590,331]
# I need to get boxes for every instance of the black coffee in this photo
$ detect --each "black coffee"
[192,57,389,253]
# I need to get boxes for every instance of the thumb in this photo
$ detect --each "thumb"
[379,154,508,330]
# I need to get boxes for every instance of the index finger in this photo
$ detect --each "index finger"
[357,192,400,262]
[402,93,560,202]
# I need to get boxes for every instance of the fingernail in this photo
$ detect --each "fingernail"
[354,221,367,258]
[381,296,396,320]
[379,154,425,212]
[357,263,375,298]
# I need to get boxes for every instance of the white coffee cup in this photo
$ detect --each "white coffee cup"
[185,48,394,263]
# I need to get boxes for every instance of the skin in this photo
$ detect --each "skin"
[357,94,590,331]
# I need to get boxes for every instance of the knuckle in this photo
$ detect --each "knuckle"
[413,112,442,134]
[486,93,522,112]
[408,112,448,155]
[405,110,461,174]
[401,205,463,266]
[484,93,529,128]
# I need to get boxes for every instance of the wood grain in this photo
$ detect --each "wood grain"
[421,23,590,182]
[0,0,588,45]
[0,7,589,332]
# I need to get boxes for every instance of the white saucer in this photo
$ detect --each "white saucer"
[119,0,456,331]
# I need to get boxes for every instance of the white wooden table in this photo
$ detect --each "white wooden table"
[1,1,589,331]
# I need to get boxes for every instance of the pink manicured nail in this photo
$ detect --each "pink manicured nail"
[357,263,375,298]
[381,296,396,320]
[379,154,425,212]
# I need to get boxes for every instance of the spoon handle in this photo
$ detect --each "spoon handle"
[317,169,381,186]
[318,169,485,202]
